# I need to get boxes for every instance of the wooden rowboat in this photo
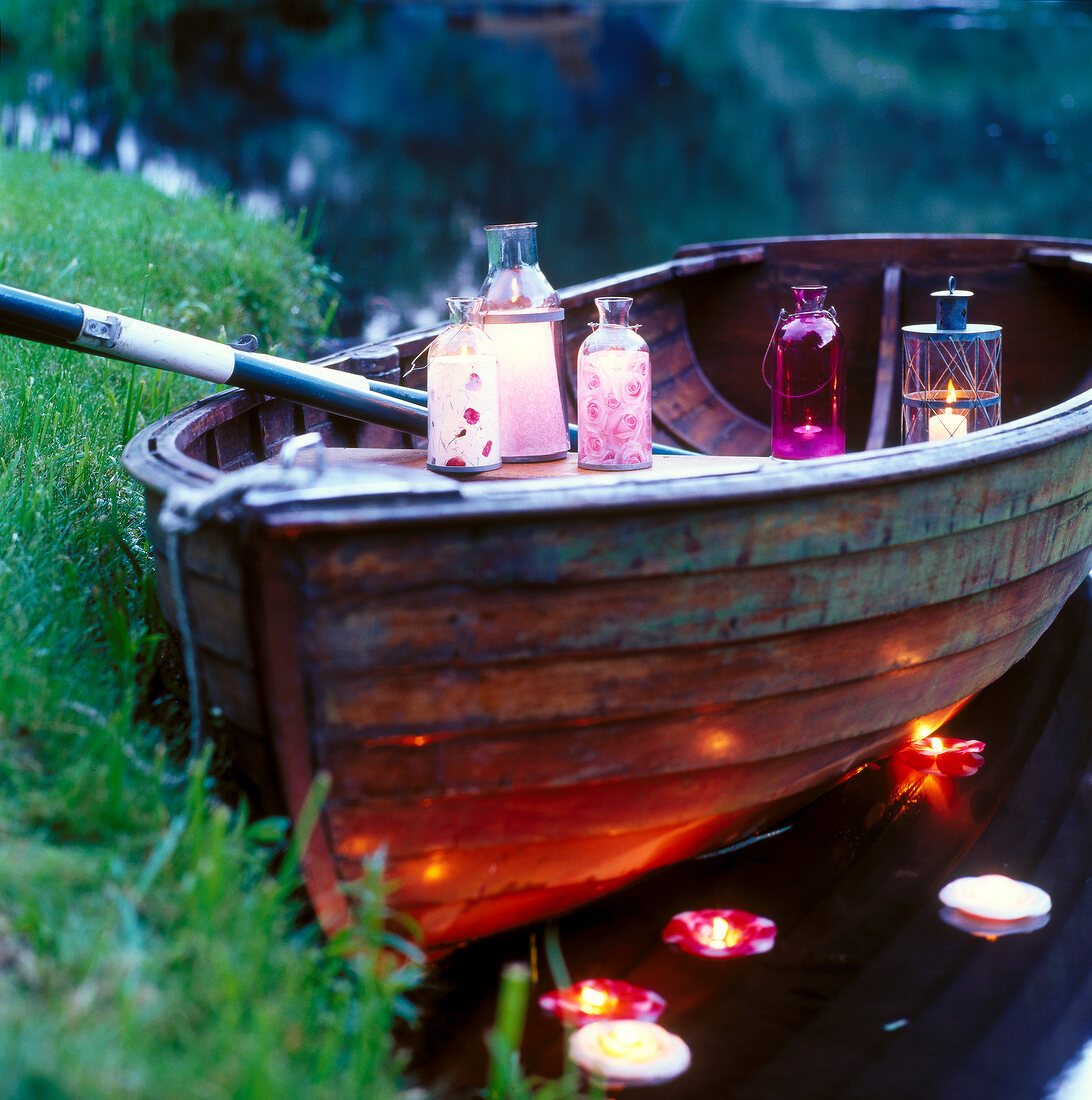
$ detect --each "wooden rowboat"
[122,234,1092,953]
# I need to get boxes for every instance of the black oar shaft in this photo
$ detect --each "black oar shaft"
[232,351,427,435]
[0,283,84,343]
[0,281,428,436]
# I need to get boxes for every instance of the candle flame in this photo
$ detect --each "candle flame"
[946,379,957,409]
[705,915,742,947]
[579,987,611,1010]
[599,1021,663,1061]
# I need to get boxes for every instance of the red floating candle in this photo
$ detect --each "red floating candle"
[661,908,777,959]
[896,736,985,777]
[538,978,666,1028]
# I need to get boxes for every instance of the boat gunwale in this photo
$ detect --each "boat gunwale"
[123,380,1092,531]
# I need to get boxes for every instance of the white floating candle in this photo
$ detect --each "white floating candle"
[568,1019,691,1087]
[938,874,1051,923]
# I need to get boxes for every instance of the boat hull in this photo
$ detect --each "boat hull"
[124,235,1092,951]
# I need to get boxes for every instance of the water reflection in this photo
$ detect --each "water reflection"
[3,1,1092,343]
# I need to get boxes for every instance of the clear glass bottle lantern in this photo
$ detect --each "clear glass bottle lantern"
[901,277,1001,444]
[426,296,502,474]
[478,222,569,462]
[577,297,652,471]
[764,286,845,459]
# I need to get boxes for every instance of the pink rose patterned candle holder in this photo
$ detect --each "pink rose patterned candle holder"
[577,296,652,471]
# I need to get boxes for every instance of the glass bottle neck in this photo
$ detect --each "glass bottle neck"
[446,296,485,326]
[485,222,540,269]
[792,285,828,313]
[595,296,633,327]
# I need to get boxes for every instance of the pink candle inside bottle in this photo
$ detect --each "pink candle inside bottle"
[770,285,845,459]
[577,297,652,471]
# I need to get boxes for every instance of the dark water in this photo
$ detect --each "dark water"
[4,1,1092,341]
[412,580,1092,1099]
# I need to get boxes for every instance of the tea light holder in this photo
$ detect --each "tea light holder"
[568,1019,691,1088]
[538,978,666,1028]
[902,276,1001,444]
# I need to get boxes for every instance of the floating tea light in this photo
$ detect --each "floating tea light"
[661,908,777,959]
[939,874,1051,926]
[902,276,1001,444]
[538,978,666,1028]
[896,736,985,777]
[568,1019,691,1088]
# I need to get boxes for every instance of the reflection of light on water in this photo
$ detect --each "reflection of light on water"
[1047,1038,1092,1100]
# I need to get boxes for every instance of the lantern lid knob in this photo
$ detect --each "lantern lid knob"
[931,275,973,330]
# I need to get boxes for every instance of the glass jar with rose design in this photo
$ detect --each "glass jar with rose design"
[426,297,502,473]
[577,297,652,471]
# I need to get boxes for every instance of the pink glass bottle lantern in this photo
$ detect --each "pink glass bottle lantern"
[577,297,652,471]
[765,285,845,459]
[478,222,569,462]
[426,297,502,474]
[901,277,1001,444]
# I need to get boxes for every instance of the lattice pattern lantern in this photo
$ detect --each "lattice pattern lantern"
[902,277,1001,444]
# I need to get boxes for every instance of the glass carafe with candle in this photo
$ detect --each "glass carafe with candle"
[426,296,502,474]
[577,297,652,470]
[765,285,845,459]
[478,222,569,462]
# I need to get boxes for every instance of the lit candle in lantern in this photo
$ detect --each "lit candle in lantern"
[896,736,985,777]
[568,1019,691,1087]
[939,874,1051,923]
[538,978,666,1028]
[661,908,777,959]
[928,380,968,441]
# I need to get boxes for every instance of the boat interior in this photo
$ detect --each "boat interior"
[171,235,1092,480]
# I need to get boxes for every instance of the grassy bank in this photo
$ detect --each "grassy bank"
[0,148,423,1098]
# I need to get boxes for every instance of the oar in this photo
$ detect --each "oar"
[0,281,429,435]
[0,281,695,454]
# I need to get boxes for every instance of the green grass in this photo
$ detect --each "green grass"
[0,147,422,1099]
